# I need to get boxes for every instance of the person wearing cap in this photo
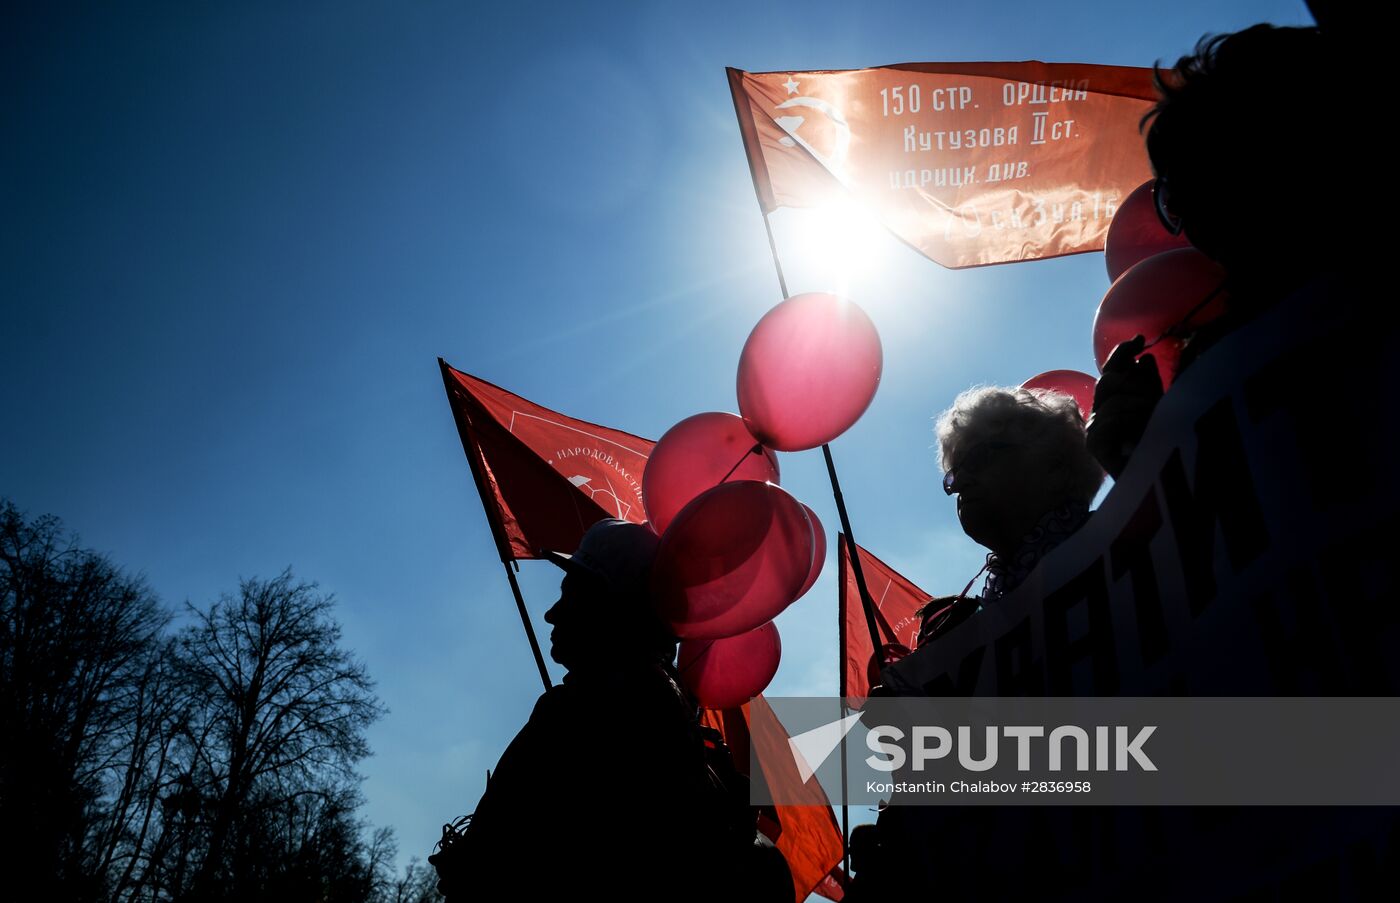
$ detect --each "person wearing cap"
[430,519,751,900]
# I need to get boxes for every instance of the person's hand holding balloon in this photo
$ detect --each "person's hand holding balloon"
[1085,335,1164,480]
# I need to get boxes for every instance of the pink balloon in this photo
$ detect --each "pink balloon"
[642,412,780,536]
[737,293,883,452]
[794,504,826,601]
[1104,180,1193,282]
[1020,370,1098,423]
[677,622,782,709]
[1093,248,1230,390]
[651,481,813,640]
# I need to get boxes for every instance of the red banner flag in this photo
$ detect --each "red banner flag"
[812,868,847,901]
[728,62,1158,268]
[701,698,846,902]
[439,360,654,560]
[839,536,930,707]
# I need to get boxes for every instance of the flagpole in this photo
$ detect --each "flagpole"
[820,445,885,663]
[760,209,791,300]
[759,210,887,885]
[440,359,553,692]
[839,700,851,882]
[500,560,553,692]
[837,545,851,883]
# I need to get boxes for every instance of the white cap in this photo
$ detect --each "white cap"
[542,518,659,602]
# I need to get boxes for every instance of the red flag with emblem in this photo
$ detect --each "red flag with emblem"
[839,535,931,707]
[701,698,846,902]
[439,359,654,560]
[728,62,1157,268]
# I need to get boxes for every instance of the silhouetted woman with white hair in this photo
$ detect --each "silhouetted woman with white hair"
[917,386,1104,645]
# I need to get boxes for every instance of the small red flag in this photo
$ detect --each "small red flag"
[701,698,847,903]
[439,360,654,560]
[839,536,930,707]
[728,62,1158,268]
[813,867,848,901]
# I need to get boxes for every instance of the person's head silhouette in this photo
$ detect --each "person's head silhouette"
[542,518,676,672]
[937,387,1103,563]
[1144,25,1341,302]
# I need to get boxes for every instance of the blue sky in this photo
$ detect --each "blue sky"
[3,0,1312,879]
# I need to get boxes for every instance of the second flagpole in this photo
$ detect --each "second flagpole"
[759,209,886,891]
[440,359,554,693]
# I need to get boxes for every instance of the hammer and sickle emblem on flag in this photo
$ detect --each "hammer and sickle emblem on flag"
[774,96,852,179]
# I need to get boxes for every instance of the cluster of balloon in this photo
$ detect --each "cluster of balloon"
[1097,181,1229,390]
[1020,369,1097,423]
[646,476,812,707]
[644,292,883,708]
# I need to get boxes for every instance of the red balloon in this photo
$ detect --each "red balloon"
[642,412,780,536]
[1092,248,1229,390]
[866,642,912,688]
[737,293,883,452]
[677,622,782,709]
[651,481,813,640]
[1104,180,1193,282]
[793,504,826,601]
[1020,370,1098,423]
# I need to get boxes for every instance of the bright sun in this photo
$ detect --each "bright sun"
[771,196,893,298]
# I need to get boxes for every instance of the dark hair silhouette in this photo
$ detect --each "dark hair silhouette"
[1140,25,1342,301]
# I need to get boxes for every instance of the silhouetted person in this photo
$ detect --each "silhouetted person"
[971,27,1392,901]
[743,837,795,901]
[840,823,887,903]
[1088,24,1351,477]
[430,519,751,900]
[913,386,1104,646]
[866,386,1107,896]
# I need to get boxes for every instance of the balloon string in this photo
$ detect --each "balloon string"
[1143,279,1228,351]
[718,443,764,485]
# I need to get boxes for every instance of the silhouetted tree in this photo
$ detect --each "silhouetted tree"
[94,637,191,901]
[173,570,386,901]
[388,858,445,903]
[2,502,432,901]
[0,499,168,902]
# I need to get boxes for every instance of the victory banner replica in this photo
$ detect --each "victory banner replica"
[729,62,1157,267]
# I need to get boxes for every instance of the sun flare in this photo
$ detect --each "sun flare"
[771,197,892,297]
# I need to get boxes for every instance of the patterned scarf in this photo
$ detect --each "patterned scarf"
[982,500,1091,601]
